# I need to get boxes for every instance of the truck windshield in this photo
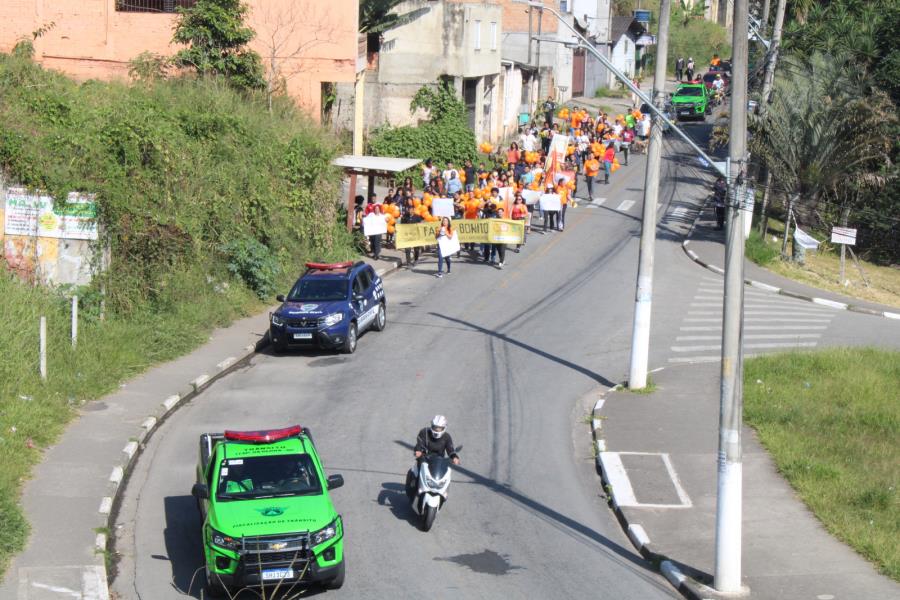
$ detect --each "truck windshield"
[287,279,347,302]
[676,87,704,97]
[217,454,322,500]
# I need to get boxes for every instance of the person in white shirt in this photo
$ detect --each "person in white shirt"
[523,129,538,152]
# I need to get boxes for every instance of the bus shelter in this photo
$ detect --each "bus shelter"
[332,155,422,230]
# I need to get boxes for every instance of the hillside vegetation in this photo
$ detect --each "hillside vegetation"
[0,51,354,574]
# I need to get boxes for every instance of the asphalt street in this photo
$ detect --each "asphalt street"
[111,122,897,600]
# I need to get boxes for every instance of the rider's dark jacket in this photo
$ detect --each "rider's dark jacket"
[415,428,459,459]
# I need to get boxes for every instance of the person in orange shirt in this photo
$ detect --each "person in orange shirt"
[584,153,601,200]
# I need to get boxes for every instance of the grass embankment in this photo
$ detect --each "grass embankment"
[745,348,900,580]
[747,220,900,309]
[0,53,355,575]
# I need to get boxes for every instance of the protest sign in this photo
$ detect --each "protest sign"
[432,197,454,218]
[521,190,541,205]
[539,194,561,212]
[362,213,387,236]
[396,219,524,248]
[438,231,460,256]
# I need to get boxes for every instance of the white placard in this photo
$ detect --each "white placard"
[793,227,820,250]
[432,197,455,218]
[521,189,542,205]
[831,226,856,245]
[362,213,387,236]
[539,194,561,211]
[438,231,460,256]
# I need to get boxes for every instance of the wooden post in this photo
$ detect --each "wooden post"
[346,173,357,232]
[39,316,47,380]
[71,296,78,348]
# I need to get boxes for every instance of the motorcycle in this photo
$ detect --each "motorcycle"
[405,446,462,531]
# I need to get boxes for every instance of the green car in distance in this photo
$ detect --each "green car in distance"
[671,83,710,121]
[192,425,345,597]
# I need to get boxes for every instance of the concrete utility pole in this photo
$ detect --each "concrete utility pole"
[627,0,672,390]
[715,0,749,592]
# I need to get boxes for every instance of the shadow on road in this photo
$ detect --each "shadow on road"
[376,482,419,528]
[392,441,668,590]
[162,495,205,598]
[429,313,617,388]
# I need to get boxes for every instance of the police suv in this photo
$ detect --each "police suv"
[270,262,386,354]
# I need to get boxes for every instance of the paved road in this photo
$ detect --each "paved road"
[112,144,679,599]
[111,121,896,600]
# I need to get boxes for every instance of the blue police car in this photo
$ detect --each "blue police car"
[270,261,386,354]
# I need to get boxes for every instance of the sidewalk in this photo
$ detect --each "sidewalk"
[0,255,401,600]
[593,362,900,599]
[684,203,899,319]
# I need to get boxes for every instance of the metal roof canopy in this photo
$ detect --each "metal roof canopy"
[332,155,422,176]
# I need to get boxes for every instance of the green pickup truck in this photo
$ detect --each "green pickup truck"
[671,83,710,121]
[192,425,345,597]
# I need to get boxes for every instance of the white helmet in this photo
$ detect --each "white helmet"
[430,415,448,439]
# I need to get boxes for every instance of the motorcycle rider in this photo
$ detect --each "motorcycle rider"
[712,74,725,105]
[406,415,460,494]
[713,176,727,230]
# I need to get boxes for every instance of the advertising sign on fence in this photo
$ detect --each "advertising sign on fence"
[4,188,98,240]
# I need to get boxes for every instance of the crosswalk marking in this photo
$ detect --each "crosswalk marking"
[676,334,822,341]
[684,317,831,323]
[672,342,818,352]
[679,325,828,331]
[593,197,606,205]
[686,310,833,316]
[616,200,635,211]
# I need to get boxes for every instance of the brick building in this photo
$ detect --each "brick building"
[0,0,359,121]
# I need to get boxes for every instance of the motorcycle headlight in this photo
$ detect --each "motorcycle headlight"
[322,312,343,327]
[210,527,240,551]
[271,313,284,327]
[311,519,339,546]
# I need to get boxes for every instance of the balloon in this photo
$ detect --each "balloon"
[387,224,395,234]
[413,198,421,208]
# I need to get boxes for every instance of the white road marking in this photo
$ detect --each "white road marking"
[616,200,636,211]
[593,197,606,205]
[599,452,692,508]
[668,354,761,364]
[30,582,81,598]
[686,310,835,317]
[671,341,818,352]
[679,325,828,331]
[676,333,822,341]
[683,317,831,323]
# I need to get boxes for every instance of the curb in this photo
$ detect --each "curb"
[681,207,899,321]
[590,385,721,600]
[95,258,403,597]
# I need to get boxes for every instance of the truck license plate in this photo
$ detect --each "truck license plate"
[262,568,293,581]
[293,333,313,340]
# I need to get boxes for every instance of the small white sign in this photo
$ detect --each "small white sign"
[539,194,561,212]
[831,226,856,245]
[438,231,460,256]
[793,227,820,250]
[362,213,387,236]
[431,197,455,218]
[521,189,542,205]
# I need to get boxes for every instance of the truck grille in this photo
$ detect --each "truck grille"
[284,317,320,328]
[239,532,312,570]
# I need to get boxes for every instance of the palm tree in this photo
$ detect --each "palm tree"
[750,53,896,254]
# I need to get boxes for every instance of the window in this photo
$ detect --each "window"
[474,20,482,51]
[490,22,497,50]
[116,0,195,13]
[560,0,569,11]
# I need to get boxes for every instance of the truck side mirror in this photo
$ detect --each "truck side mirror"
[276,294,285,302]
[327,474,344,490]
[192,483,210,499]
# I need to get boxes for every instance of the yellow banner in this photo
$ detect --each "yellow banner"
[395,219,524,249]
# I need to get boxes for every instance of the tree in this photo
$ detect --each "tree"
[172,0,265,90]
[254,3,339,114]
[750,54,896,256]
[359,0,428,52]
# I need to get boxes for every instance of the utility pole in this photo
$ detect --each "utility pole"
[715,0,749,593]
[627,0,672,390]
[755,0,785,237]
